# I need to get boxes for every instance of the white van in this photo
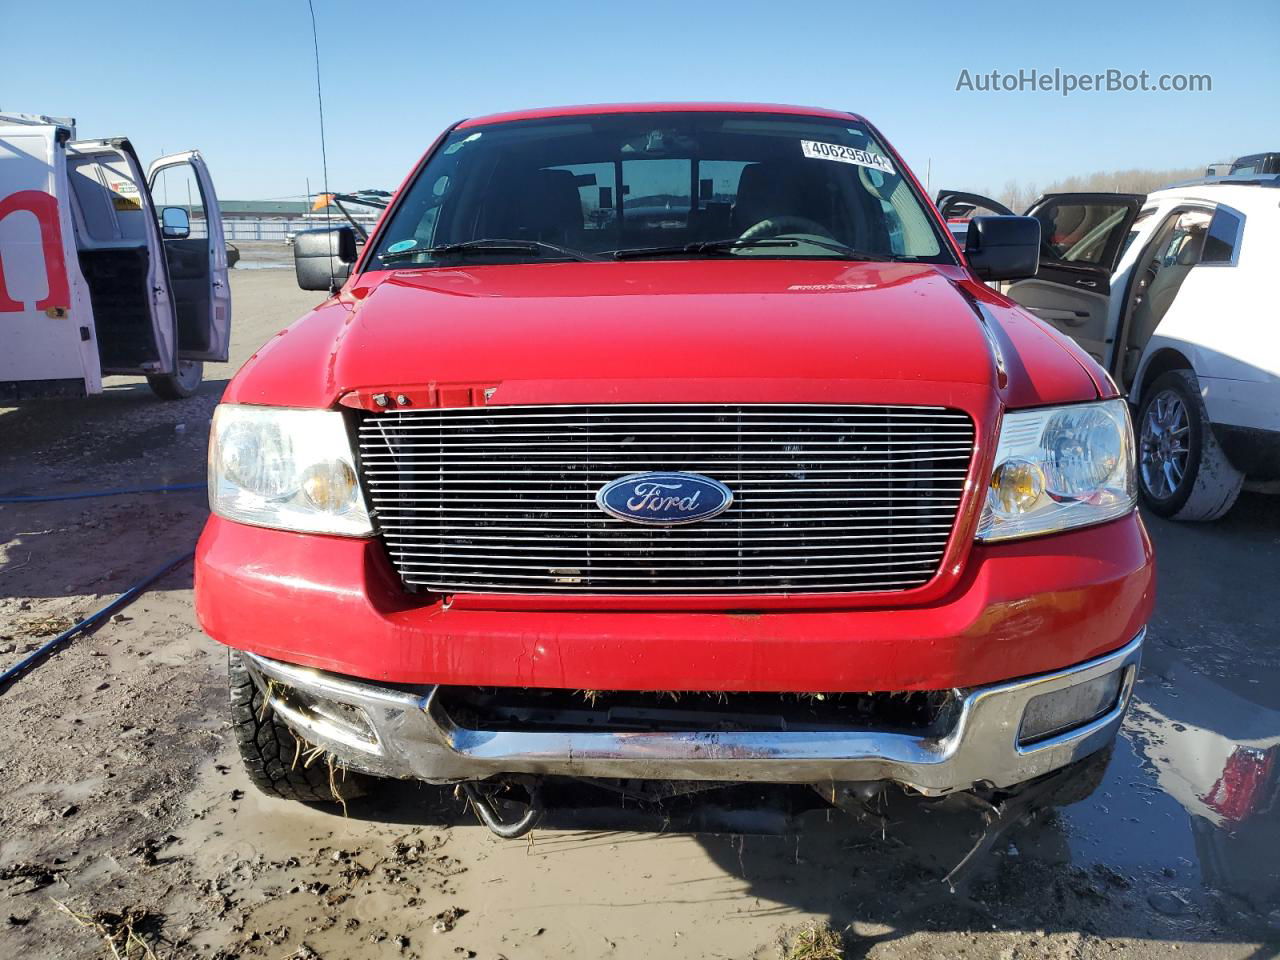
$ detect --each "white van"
[0,113,229,401]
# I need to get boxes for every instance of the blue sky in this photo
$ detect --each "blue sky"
[4,0,1277,201]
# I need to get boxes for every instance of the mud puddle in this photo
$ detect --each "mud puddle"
[1054,646,1280,934]
[171,718,1280,960]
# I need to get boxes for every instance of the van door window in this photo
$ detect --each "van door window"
[68,157,150,244]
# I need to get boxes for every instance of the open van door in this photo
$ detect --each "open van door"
[64,138,178,380]
[147,152,230,363]
[1005,193,1144,364]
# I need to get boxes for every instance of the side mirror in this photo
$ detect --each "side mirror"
[294,226,359,292]
[965,215,1040,281]
[160,206,190,239]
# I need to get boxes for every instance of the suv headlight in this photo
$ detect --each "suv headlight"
[977,399,1136,542]
[209,404,373,536]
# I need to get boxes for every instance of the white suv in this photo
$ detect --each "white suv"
[939,176,1280,520]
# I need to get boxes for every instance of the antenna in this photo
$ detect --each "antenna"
[306,0,332,237]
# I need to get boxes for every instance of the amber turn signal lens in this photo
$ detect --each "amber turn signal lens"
[300,460,359,513]
[989,458,1044,517]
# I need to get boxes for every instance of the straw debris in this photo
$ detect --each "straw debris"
[52,899,161,960]
[779,921,845,960]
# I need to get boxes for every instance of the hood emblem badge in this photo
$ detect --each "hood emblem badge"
[596,472,734,526]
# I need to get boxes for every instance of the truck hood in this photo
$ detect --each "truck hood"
[225,259,1102,410]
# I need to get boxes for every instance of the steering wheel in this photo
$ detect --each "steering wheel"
[739,215,836,241]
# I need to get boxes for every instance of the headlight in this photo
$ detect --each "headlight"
[977,399,1135,542]
[209,405,373,536]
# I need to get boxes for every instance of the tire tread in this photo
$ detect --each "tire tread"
[228,651,364,803]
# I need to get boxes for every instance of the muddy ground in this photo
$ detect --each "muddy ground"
[1,245,1277,959]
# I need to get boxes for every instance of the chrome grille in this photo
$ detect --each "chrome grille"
[357,404,975,595]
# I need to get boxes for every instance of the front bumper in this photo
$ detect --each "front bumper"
[240,630,1143,796]
[196,512,1154,692]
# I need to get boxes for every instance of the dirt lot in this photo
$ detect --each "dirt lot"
[1,246,1278,959]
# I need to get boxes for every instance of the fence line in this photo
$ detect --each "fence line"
[183,217,381,242]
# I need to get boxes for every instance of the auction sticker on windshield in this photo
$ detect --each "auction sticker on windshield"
[800,140,894,174]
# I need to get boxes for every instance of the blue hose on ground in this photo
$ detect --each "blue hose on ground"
[0,550,194,692]
[0,482,204,504]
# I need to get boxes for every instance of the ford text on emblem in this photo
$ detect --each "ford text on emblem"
[595,472,734,526]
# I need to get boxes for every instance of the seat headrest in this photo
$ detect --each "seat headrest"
[732,160,828,232]
[1175,228,1207,265]
[484,167,584,244]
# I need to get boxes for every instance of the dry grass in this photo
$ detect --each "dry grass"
[258,677,279,722]
[17,613,76,638]
[293,735,351,817]
[780,921,845,960]
[52,899,160,960]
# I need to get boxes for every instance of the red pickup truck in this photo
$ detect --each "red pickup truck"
[195,103,1152,832]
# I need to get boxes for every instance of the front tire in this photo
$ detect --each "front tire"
[1137,370,1243,521]
[147,359,204,400]
[228,651,366,804]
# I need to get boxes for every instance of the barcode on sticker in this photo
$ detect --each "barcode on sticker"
[800,140,894,174]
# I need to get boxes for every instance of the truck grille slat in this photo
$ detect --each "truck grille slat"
[383,529,953,545]
[358,404,975,595]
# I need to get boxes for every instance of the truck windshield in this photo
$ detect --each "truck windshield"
[366,111,952,269]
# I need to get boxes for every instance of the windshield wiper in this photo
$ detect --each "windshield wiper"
[610,236,896,261]
[611,237,796,259]
[379,238,597,263]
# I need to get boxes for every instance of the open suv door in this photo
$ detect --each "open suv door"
[939,190,1144,365]
[1014,193,1144,363]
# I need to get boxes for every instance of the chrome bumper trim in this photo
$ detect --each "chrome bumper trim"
[242,630,1143,796]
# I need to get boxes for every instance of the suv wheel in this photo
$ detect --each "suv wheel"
[228,651,368,804]
[1137,369,1243,521]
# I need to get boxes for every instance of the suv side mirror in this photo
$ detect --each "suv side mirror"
[160,206,190,239]
[294,226,359,292]
[965,215,1040,281]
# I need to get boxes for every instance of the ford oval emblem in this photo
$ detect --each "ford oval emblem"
[596,471,734,526]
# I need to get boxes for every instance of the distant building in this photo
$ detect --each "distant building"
[217,200,341,221]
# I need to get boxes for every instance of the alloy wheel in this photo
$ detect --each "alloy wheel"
[1139,388,1191,500]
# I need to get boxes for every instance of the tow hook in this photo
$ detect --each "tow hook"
[461,775,544,838]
